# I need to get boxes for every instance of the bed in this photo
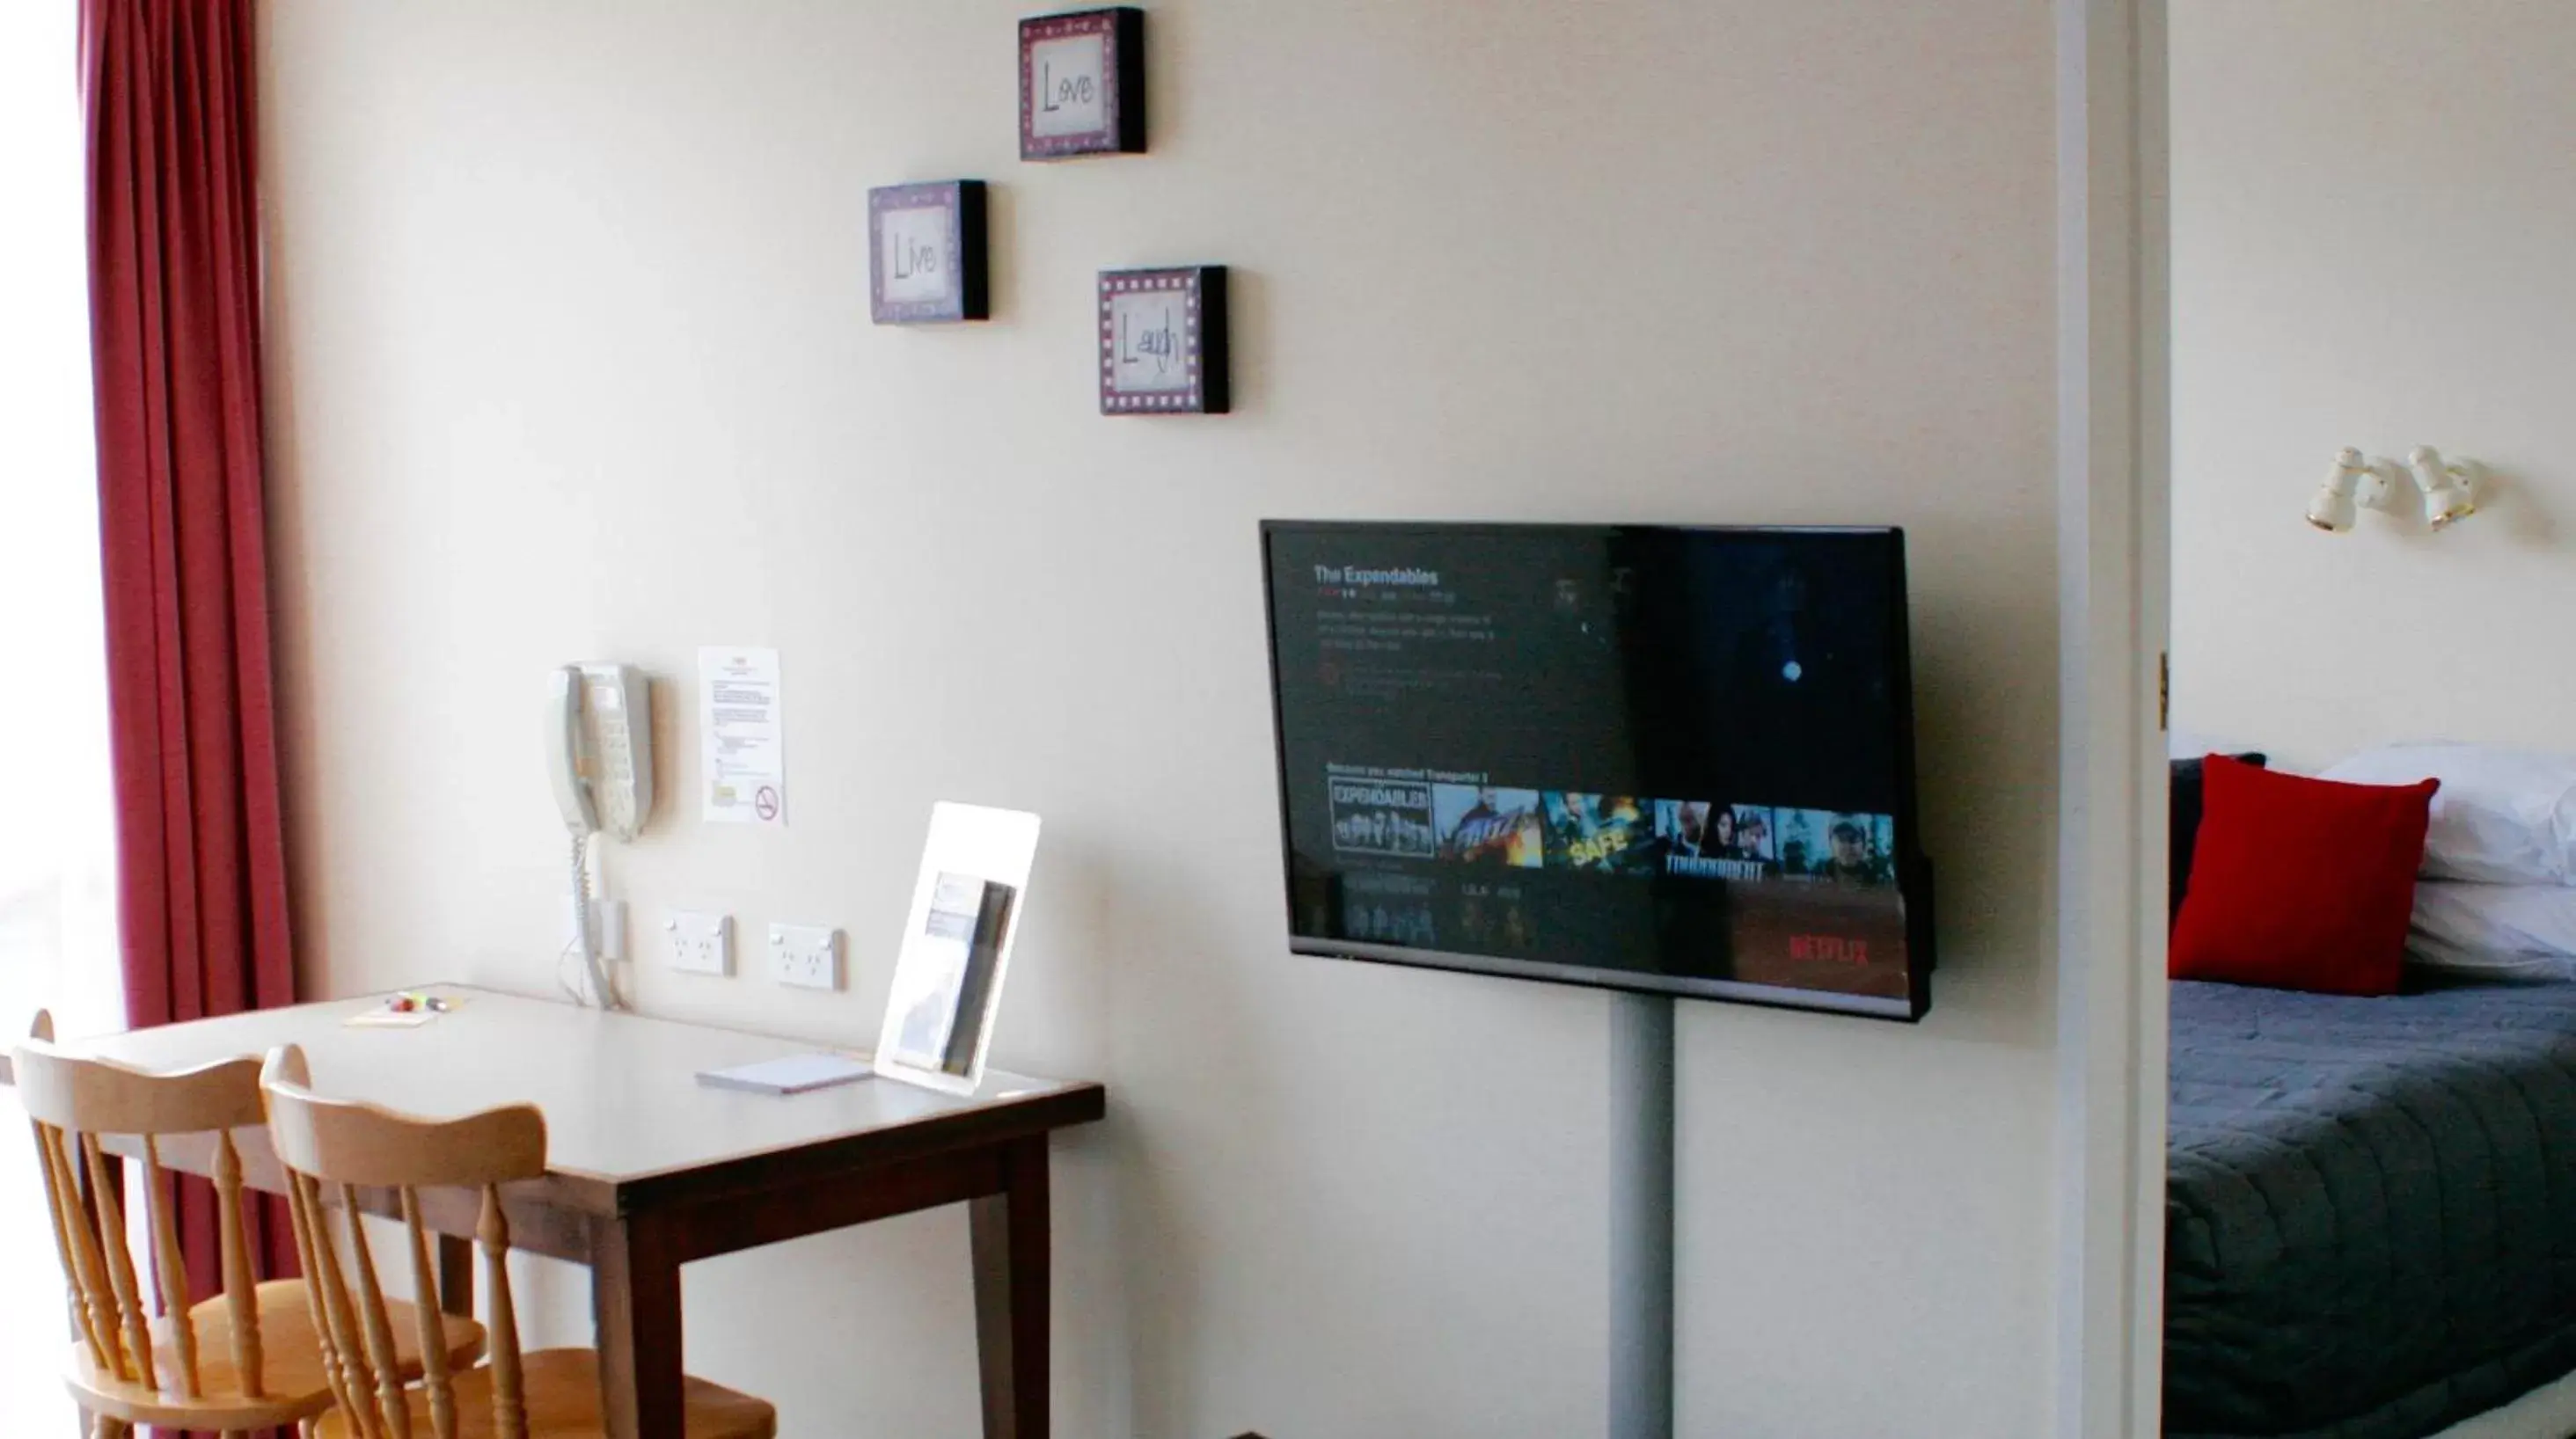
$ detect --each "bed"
[2167,975,2576,1439]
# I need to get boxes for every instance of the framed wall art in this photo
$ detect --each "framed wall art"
[1098,265,1227,415]
[1019,7,1145,160]
[868,180,989,325]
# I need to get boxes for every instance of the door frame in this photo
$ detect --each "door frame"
[2053,0,2170,1435]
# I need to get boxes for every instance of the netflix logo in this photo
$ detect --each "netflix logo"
[1789,934,1870,967]
[1723,894,1907,1002]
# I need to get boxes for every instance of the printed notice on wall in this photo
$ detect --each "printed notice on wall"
[699,646,787,826]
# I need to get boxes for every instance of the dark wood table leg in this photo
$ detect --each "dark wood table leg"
[970,1134,1052,1439]
[591,1211,686,1439]
[437,1232,475,1318]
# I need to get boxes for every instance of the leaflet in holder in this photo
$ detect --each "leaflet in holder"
[874,802,1041,1095]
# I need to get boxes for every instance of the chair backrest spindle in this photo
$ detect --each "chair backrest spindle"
[36,1119,118,1372]
[341,1180,416,1439]
[480,1184,525,1439]
[306,1174,386,1436]
[281,1167,369,1435]
[402,1188,459,1438]
[141,1135,201,1396]
[80,1131,158,1392]
[214,1128,262,1395]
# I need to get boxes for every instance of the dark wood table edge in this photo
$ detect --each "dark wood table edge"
[610,1081,1106,1216]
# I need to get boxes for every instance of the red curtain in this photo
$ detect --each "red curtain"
[80,0,301,1381]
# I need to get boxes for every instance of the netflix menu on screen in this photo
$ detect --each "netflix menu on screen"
[1267,524,1913,1003]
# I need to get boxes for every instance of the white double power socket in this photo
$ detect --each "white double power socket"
[768,923,843,991]
[664,910,732,976]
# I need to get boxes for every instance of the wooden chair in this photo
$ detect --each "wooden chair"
[13,1012,487,1439]
[260,1043,777,1439]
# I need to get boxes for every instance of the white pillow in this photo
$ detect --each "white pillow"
[2321,744,2576,886]
[2407,881,2576,980]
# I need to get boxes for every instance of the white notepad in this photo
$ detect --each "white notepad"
[695,1052,874,1096]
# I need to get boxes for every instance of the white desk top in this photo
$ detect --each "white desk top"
[20,985,1101,1200]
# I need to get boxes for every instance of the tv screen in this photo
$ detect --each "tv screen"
[1261,521,1934,1020]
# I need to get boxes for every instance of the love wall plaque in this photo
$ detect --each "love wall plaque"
[1020,8,1145,159]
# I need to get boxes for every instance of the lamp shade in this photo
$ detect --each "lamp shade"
[2307,448,2367,532]
[2410,446,2477,530]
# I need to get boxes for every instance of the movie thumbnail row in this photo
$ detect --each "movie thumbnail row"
[1328,778,1896,886]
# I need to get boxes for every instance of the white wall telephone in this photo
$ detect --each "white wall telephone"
[547,662,653,841]
[546,663,652,1008]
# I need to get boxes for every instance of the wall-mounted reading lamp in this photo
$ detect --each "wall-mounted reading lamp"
[2408,446,2479,529]
[2307,445,2482,532]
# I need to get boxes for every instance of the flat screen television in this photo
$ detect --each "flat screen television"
[1261,521,1935,1021]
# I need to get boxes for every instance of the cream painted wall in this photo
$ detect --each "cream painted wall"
[257,3,2060,1435]
[2171,1,2576,771]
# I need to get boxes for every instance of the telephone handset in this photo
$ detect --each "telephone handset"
[546,663,653,841]
[547,663,651,1012]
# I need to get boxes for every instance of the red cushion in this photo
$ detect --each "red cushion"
[2170,755,2438,995]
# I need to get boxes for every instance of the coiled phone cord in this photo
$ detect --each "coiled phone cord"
[562,829,622,1010]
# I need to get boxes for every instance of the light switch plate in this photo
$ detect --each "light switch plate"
[769,923,842,991]
[665,910,732,976]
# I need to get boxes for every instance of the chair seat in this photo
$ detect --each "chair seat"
[67,1277,487,1428]
[316,1348,777,1439]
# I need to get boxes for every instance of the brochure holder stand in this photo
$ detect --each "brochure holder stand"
[875,802,1043,1095]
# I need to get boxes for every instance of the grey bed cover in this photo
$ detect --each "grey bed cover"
[2168,975,2576,1438]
